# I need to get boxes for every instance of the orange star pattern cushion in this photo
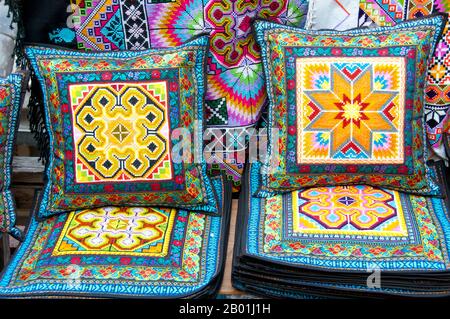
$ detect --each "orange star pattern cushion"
[297,57,404,164]
[254,16,446,196]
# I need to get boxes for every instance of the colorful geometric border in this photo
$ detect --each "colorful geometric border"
[52,207,177,257]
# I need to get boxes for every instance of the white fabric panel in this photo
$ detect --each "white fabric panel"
[0,2,16,77]
[306,0,360,31]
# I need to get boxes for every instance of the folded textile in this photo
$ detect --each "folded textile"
[0,176,231,298]
[233,163,450,298]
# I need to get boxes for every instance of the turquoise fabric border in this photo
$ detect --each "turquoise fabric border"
[254,15,446,197]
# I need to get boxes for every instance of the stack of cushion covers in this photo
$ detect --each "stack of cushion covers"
[233,163,450,298]
[0,0,450,300]
[0,72,27,242]
[0,32,233,298]
[232,16,450,298]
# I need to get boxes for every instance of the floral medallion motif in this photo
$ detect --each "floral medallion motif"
[293,185,408,237]
[70,82,172,182]
[53,207,176,256]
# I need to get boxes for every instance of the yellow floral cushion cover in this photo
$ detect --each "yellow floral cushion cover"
[25,36,218,219]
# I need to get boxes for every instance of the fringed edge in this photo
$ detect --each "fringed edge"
[28,71,50,164]
[4,0,26,68]
[5,0,50,164]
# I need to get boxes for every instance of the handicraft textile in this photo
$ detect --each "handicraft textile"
[254,17,445,196]
[307,1,450,161]
[356,0,450,161]
[232,163,450,298]
[22,0,310,191]
[306,0,360,31]
[21,0,81,163]
[0,176,232,298]
[68,0,308,126]
[358,0,435,27]
[25,36,218,219]
[0,72,27,241]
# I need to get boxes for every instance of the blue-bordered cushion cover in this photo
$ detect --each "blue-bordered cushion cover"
[25,36,219,218]
[0,176,231,298]
[0,73,27,240]
[236,162,450,296]
[254,16,447,196]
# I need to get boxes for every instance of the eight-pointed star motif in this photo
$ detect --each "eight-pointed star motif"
[305,64,398,158]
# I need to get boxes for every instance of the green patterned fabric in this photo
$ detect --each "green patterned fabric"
[0,72,27,240]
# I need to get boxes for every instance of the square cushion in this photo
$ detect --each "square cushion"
[254,16,446,196]
[0,176,231,298]
[21,0,310,191]
[357,0,450,162]
[25,36,219,218]
[0,72,27,240]
[310,0,450,162]
[232,163,450,298]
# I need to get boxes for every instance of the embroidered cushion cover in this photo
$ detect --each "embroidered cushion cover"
[254,16,446,196]
[0,72,27,240]
[21,0,310,191]
[307,0,450,161]
[232,163,450,298]
[0,4,17,78]
[25,36,219,219]
[0,176,231,298]
[356,0,450,162]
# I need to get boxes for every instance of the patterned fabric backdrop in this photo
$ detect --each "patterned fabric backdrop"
[357,0,450,161]
[307,0,450,161]
[306,0,360,31]
[30,0,309,192]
